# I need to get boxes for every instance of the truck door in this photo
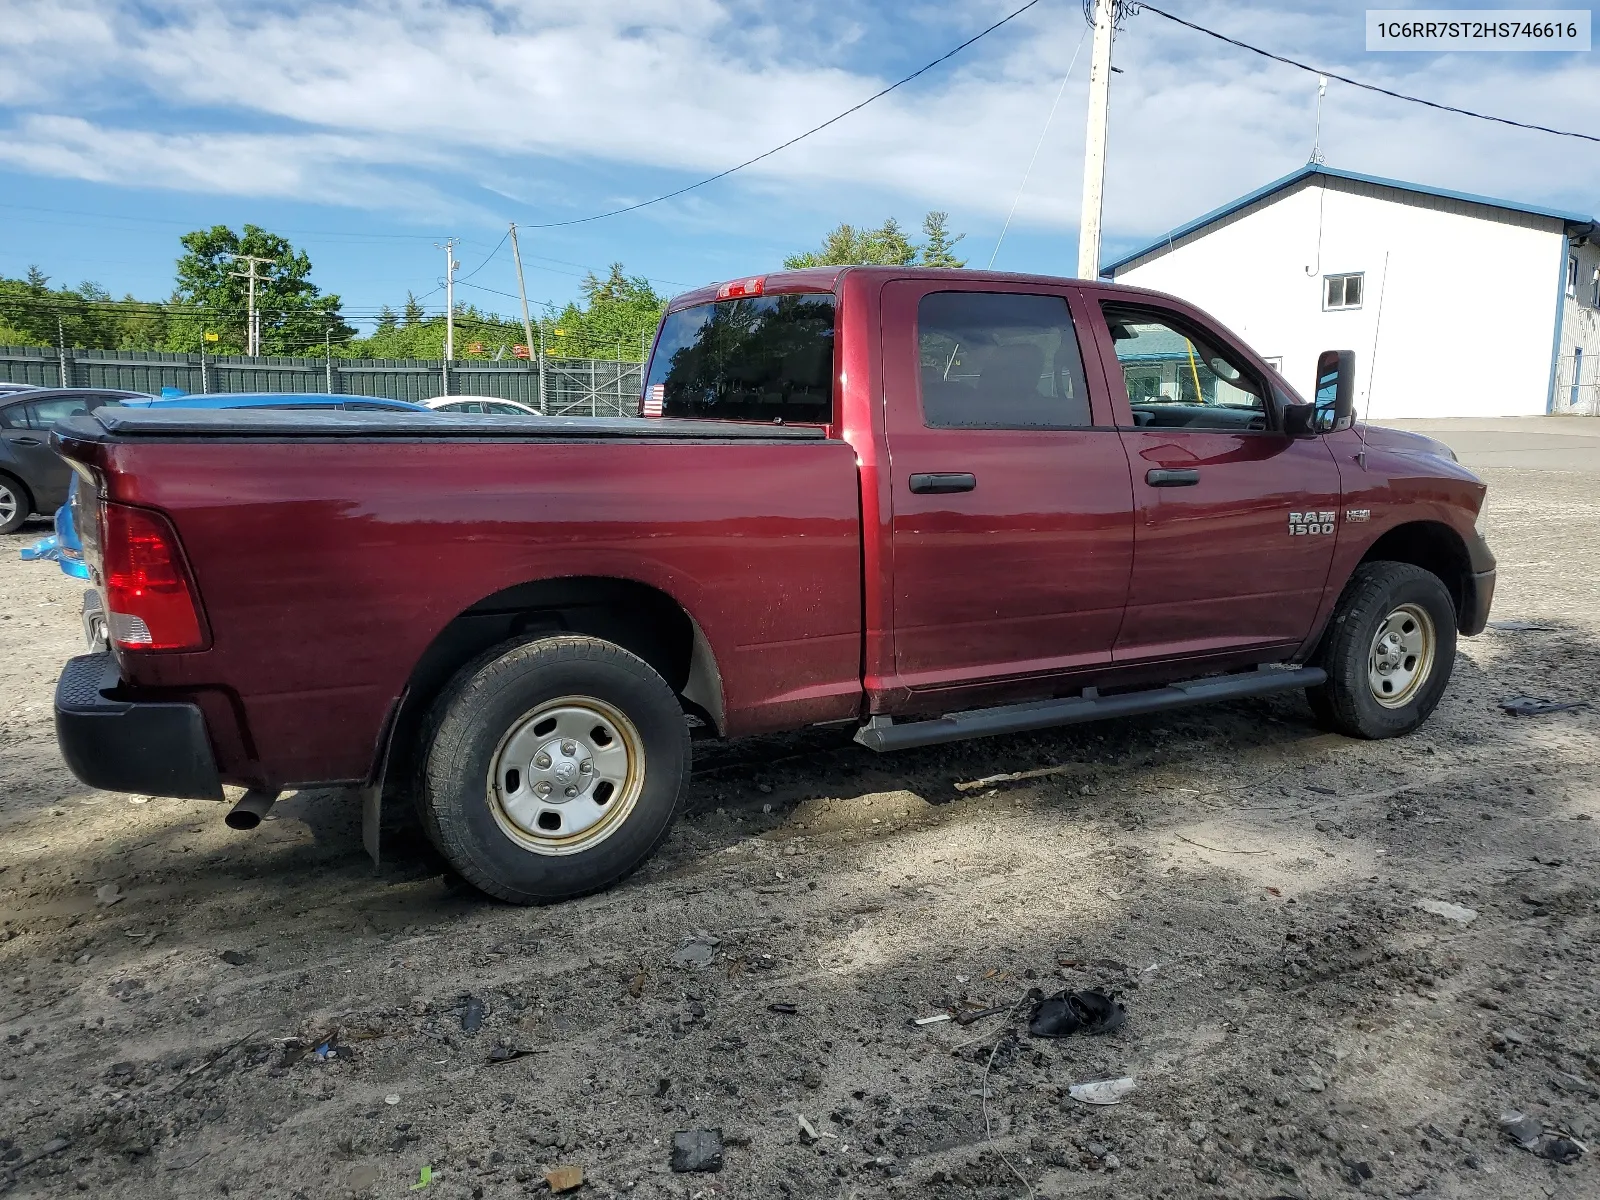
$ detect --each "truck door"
[880,279,1134,697]
[1088,298,1342,662]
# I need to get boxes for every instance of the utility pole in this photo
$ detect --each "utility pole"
[1076,0,1116,280]
[1309,75,1328,165]
[229,254,274,355]
[435,239,458,396]
[507,223,543,413]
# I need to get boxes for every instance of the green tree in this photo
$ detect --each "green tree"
[918,211,967,268]
[783,212,967,270]
[0,266,134,348]
[167,224,354,355]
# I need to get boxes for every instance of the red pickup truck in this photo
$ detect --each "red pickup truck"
[51,267,1493,903]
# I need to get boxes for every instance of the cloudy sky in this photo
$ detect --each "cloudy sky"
[0,0,1595,327]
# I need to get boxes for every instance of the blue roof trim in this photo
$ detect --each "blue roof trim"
[1102,164,1597,277]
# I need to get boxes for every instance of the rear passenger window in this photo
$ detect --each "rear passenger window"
[917,292,1092,429]
[24,398,96,427]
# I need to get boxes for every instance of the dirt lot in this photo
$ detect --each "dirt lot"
[2,447,1598,1200]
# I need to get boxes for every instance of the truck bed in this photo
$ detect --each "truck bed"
[55,408,862,789]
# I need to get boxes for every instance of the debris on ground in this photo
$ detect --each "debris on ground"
[1499,695,1588,716]
[955,763,1082,791]
[544,1163,584,1192]
[767,1002,797,1015]
[486,1042,537,1065]
[955,1004,1007,1026]
[1028,989,1126,1038]
[1068,1077,1137,1106]
[460,996,485,1033]
[797,1115,834,1145]
[669,1128,724,1172]
[218,949,248,966]
[1489,620,1557,631]
[1414,899,1479,924]
[1499,1111,1587,1164]
[16,1137,70,1167]
[671,934,719,969]
[94,883,123,906]
[409,1163,433,1190]
[912,1012,952,1026]
[384,1094,401,1106]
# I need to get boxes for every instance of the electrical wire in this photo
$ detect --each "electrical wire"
[1137,2,1600,144]
[520,0,1047,229]
[988,23,1089,268]
[457,229,509,282]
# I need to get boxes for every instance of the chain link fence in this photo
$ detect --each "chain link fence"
[0,345,645,417]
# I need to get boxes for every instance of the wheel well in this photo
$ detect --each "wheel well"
[376,576,722,793]
[1359,521,1472,625]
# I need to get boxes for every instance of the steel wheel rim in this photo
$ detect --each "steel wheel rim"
[1368,602,1435,708]
[487,695,644,856]
[0,484,16,525]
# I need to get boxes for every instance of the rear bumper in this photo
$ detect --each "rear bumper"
[54,653,223,801]
[1462,567,1496,636]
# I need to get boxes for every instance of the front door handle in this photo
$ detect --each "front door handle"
[1145,468,1200,487]
[909,472,976,495]
[13,436,43,446]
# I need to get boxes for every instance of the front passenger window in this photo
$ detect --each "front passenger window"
[1101,305,1268,432]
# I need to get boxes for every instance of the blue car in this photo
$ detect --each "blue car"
[21,392,430,647]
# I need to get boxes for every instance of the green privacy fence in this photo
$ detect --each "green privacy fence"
[0,345,645,417]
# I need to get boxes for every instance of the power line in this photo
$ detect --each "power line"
[1137,2,1600,145]
[458,229,509,282]
[521,0,1047,229]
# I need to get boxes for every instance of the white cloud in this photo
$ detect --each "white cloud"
[0,0,1593,245]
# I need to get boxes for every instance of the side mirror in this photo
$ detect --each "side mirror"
[1314,350,1356,432]
[1283,403,1318,439]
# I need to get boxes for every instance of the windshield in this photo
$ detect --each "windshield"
[643,293,835,423]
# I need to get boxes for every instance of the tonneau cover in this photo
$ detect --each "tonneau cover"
[61,407,829,442]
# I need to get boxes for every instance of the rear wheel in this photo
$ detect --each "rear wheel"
[420,634,690,903]
[0,474,30,534]
[1307,561,1457,739]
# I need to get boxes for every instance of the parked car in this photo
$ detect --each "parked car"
[0,381,42,398]
[0,389,154,533]
[424,396,543,416]
[21,392,431,645]
[48,267,1492,905]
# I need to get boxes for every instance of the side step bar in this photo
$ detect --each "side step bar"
[853,665,1327,753]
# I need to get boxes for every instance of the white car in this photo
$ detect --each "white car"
[423,397,542,416]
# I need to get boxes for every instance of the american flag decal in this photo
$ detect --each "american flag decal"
[643,383,665,417]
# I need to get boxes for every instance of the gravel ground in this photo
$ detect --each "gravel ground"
[2,463,1598,1200]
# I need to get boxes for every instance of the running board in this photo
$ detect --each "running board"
[853,666,1327,752]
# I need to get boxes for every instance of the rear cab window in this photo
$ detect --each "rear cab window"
[643,293,835,424]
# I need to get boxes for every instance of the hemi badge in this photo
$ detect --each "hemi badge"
[1345,508,1371,523]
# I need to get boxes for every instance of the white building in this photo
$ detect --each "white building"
[1103,165,1599,419]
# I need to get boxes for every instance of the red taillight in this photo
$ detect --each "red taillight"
[717,276,764,300]
[101,502,206,652]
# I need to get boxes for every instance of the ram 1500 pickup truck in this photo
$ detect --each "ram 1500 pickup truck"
[49,267,1494,903]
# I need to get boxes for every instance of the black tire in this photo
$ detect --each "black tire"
[0,473,31,534]
[420,634,690,904]
[1307,561,1457,739]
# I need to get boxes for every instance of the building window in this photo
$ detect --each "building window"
[1324,273,1363,310]
[1591,265,1599,309]
[1568,255,1579,299]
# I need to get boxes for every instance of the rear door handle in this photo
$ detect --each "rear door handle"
[13,436,43,446]
[1145,468,1200,487]
[909,472,976,495]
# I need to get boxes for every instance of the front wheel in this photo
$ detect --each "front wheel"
[421,635,690,903]
[1307,561,1458,739]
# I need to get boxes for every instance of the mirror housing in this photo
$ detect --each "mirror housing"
[1283,403,1318,439]
[1314,350,1357,432]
